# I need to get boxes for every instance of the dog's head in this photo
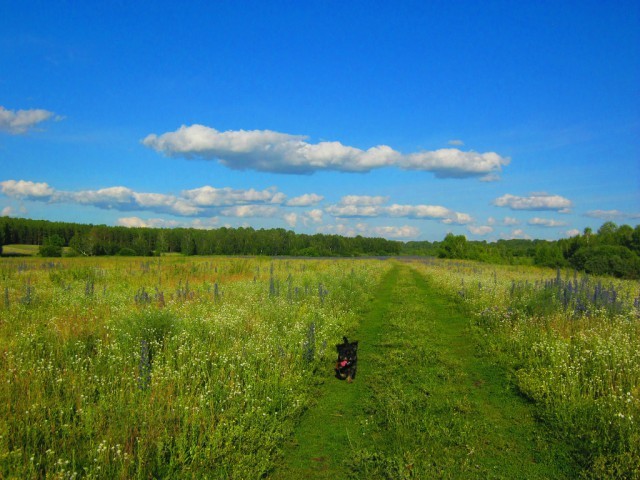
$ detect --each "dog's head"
[336,337,358,361]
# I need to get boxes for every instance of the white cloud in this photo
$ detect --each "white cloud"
[448,139,464,146]
[285,193,324,207]
[70,186,135,205]
[317,223,360,237]
[181,185,285,206]
[493,193,572,211]
[528,217,568,227]
[1,206,16,217]
[0,180,55,198]
[371,225,420,238]
[502,229,532,240]
[318,220,418,240]
[0,179,290,218]
[403,149,509,179]
[325,204,381,217]
[502,216,520,226]
[133,192,201,216]
[0,106,57,134]
[143,124,510,179]
[117,216,158,228]
[117,216,218,229]
[325,200,472,225]
[338,195,389,206]
[305,209,323,224]
[585,209,626,220]
[282,209,325,228]
[468,225,494,235]
[189,218,220,229]
[220,205,280,218]
[565,229,581,237]
[283,212,298,227]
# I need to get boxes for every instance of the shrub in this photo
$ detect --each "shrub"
[39,244,62,257]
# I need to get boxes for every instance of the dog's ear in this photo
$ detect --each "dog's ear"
[343,336,349,344]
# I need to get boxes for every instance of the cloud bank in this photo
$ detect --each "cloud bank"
[0,179,291,218]
[0,106,57,134]
[142,125,510,179]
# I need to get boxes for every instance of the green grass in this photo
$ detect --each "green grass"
[274,263,576,479]
[274,265,400,478]
[1,244,40,256]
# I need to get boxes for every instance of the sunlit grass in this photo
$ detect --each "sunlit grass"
[0,256,389,478]
[408,257,640,478]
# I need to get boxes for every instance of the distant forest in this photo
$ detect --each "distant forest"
[1,217,639,278]
[0,216,401,258]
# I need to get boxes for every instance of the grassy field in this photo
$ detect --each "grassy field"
[0,256,638,478]
[1,244,40,256]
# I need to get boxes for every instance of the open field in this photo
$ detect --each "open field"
[0,256,638,478]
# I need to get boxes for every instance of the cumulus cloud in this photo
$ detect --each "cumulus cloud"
[317,223,362,237]
[585,209,628,220]
[338,195,389,206]
[371,225,420,238]
[283,212,298,227]
[220,205,280,218]
[181,185,286,207]
[502,216,520,226]
[325,200,472,225]
[1,206,16,217]
[448,139,464,146]
[325,204,381,217]
[493,193,572,212]
[468,225,494,235]
[403,149,509,180]
[306,209,322,222]
[285,193,324,207]
[282,209,324,228]
[318,221,419,240]
[565,229,581,237]
[502,229,532,240]
[0,180,55,198]
[528,217,568,227]
[0,106,57,134]
[0,179,297,219]
[142,124,510,179]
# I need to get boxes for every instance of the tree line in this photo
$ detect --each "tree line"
[407,222,640,279]
[0,217,401,257]
[1,216,638,278]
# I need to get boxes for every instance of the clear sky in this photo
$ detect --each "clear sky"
[1,0,638,242]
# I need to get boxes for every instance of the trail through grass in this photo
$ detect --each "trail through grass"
[274,263,577,478]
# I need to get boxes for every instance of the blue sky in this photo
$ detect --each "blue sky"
[1,1,638,242]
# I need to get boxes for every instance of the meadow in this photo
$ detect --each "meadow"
[0,255,638,478]
[411,258,640,478]
[0,256,389,478]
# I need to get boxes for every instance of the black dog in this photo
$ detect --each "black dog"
[335,336,358,382]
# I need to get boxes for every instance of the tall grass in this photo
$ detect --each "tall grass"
[409,258,640,478]
[0,256,389,478]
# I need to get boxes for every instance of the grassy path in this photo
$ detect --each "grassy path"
[273,263,576,478]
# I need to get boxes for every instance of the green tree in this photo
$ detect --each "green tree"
[439,233,468,259]
[39,234,65,257]
[534,243,566,268]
